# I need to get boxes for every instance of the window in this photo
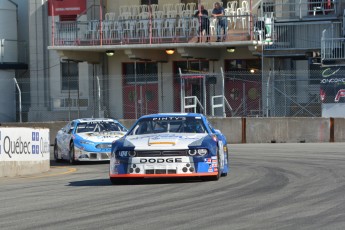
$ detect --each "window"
[61,61,79,91]
[141,0,158,4]
[123,62,158,84]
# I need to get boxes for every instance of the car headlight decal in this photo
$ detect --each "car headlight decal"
[188,148,208,156]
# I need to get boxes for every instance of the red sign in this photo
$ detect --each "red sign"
[48,0,86,16]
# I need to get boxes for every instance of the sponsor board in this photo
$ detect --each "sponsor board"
[0,128,50,161]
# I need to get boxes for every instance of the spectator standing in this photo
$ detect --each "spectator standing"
[212,2,227,42]
[194,5,210,42]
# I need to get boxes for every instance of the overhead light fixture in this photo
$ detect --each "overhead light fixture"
[106,50,115,56]
[226,47,236,53]
[166,49,175,55]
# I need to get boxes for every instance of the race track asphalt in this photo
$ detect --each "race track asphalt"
[0,143,344,230]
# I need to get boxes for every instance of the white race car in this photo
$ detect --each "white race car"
[54,118,127,164]
[110,113,229,184]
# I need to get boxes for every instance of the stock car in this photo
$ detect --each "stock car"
[109,113,229,184]
[54,118,128,164]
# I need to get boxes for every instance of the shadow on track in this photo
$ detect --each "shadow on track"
[68,177,205,187]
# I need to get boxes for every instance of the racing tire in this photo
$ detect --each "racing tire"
[69,142,77,165]
[54,141,62,163]
[110,178,128,185]
[221,148,229,177]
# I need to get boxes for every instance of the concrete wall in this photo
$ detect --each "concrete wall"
[0,161,50,177]
[2,117,344,144]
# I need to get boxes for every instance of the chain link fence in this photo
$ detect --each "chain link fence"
[9,68,330,122]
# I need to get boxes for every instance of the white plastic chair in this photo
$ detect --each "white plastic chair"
[130,5,140,18]
[140,4,148,13]
[209,15,217,35]
[137,12,150,39]
[150,4,159,12]
[105,12,116,21]
[186,2,196,13]
[152,17,164,41]
[119,5,130,15]
[234,7,246,29]
[152,11,164,19]
[175,3,185,17]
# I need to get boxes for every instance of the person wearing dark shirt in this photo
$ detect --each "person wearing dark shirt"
[194,5,210,42]
[212,2,227,42]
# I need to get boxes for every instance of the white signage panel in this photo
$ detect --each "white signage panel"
[0,128,50,161]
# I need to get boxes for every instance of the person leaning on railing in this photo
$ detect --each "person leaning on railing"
[194,4,210,43]
[212,2,227,42]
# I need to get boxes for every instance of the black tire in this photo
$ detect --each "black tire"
[54,141,62,163]
[110,178,128,185]
[221,147,229,177]
[69,142,76,165]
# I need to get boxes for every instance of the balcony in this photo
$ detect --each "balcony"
[52,14,254,47]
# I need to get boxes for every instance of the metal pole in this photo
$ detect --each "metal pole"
[179,68,184,112]
[93,64,96,117]
[134,60,137,119]
[68,60,71,120]
[266,70,271,117]
[13,78,22,122]
[160,62,164,112]
[97,76,101,117]
[221,67,225,117]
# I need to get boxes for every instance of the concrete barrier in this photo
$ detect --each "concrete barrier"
[245,117,331,143]
[0,127,50,177]
[1,117,345,145]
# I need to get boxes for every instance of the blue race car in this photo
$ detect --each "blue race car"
[54,118,127,164]
[109,113,229,184]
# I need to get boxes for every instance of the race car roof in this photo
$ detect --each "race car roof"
[138,113,205,119]
[74,118,118,123]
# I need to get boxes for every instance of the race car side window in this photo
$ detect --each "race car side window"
[68,122,75,134]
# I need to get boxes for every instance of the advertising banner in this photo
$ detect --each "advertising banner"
[320,67,345,103]
[48,0,86,16]
[320,66,345,117]
[0,128,50,162]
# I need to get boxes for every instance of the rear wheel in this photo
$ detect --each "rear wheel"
[69,142,76,165]
[54,141,62,163]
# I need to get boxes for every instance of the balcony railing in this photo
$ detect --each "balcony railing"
[52,14,254,46]
[321,24,345,65]
[266,21,342,51]
[264,0,338,21]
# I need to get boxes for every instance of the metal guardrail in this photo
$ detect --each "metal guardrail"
[266,21,342,51]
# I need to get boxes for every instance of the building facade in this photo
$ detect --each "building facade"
[16,0,345,121]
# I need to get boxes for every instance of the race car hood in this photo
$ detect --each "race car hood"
[77,131,126,143]
[125,133,209,150]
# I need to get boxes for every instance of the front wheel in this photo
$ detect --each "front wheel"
[69,142,76,165]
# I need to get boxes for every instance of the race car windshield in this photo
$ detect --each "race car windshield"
[130,117,206,135]
[76,121,126,133]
